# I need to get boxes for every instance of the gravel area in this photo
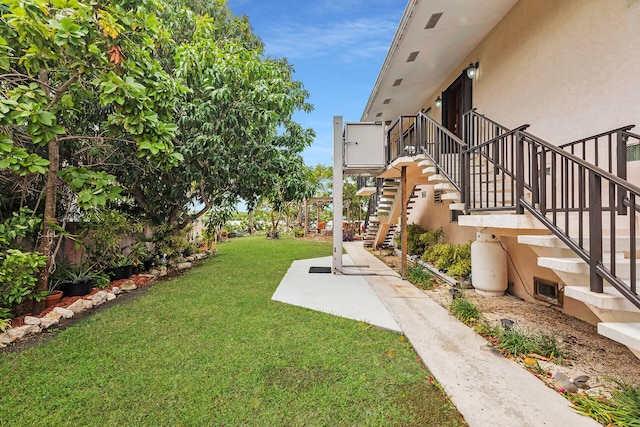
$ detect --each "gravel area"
[372,249,640,395]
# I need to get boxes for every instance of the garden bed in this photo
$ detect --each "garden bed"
[373,248,640,390]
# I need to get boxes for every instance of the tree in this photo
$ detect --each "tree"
[0,0,181,313]
[110,5,315,230]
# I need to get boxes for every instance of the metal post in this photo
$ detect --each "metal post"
[401,166,408,279]
[588,170,603,293]
[332,116,343,273]
[304,198,309,236]
[617,130,629,215]
[515,130,525,214]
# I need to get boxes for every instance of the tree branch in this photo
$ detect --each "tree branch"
[47,72,81,110]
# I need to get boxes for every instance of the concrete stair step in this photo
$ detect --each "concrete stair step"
[422,166,438,175]
[434,183,458,192]
[449,203,466,211]
[428,174,451,184]
[538,257,587,274]
[538,256,640,280]
[564,286,640,312]
[417,159,435,168]
[519,234,640,254]
[597,322,640,353]
[441,193,461,202]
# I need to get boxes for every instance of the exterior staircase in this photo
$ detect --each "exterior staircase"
[360,109,640,357]
[459,111,640,357]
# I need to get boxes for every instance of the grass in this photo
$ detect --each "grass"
[0,236,465,426]
[494,325,566,360]
[405,262,434,289]
[449,294,482,326]
[568,379,640,426]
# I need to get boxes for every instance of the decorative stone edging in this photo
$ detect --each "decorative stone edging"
[0,250,213,348]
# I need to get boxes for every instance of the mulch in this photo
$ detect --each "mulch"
[9,274,156,328]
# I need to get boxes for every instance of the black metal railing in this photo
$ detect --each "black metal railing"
[386,112,466,191]
[363,180,382,232]
[356,176,377,191]
[416,112,467,192]
[387,115,417,161]
[463,112,640,309]
[558,126,635,177]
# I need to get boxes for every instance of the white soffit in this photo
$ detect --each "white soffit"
[362,0,518,123]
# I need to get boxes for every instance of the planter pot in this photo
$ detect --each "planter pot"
[143,259,154,272]
[61,279,93,297]
[45,290,63,307]
[108,265,134,280]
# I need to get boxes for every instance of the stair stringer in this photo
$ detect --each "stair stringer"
[519,234,640,358]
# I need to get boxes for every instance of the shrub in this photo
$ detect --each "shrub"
[447,242,472,278]
[449,295,482,326]
[419,227,444,251]
[0,208,47,319]
[406,263,434,289]
[429,243,455,271]
[496,325,565,359]
[398,223,427,255]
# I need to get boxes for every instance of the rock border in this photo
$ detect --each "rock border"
[0,251,213,348]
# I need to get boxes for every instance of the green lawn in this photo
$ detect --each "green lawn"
[0,236,465,426]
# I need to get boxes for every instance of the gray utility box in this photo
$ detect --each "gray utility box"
[343,121,385,176]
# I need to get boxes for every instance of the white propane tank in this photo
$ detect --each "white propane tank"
[471,232,508,296]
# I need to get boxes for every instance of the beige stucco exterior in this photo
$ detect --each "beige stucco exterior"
[397,0,640,324]
[424,0,640,141]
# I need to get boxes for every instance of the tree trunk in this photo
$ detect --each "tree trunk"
[248,209,254,234]
[33,137,60,314]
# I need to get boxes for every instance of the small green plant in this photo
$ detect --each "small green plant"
[495,325,565,359]
[449,294,482,326]
[56,261,109,287]
[419,227,444,250]
[0,208,47,319]
[447,242,472,278]
[429,243,455,270]
[127,242,150,267]
[406,263,434,289]
[568,379,640,426]
[0,317,11,332]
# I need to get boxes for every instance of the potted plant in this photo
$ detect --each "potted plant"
[107,254,134,280]
[58,262,100,297]
[127,242,151,273]
[45,279,63,308]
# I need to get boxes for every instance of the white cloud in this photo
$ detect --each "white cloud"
[262,17,397,63]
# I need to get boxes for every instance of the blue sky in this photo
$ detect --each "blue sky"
[227,0,405,167]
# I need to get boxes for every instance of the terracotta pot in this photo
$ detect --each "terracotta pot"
[45,290,63,307]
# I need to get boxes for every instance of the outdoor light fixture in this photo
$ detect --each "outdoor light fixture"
[435,96,442,108]
[466,62,479,79]
[500,318,515,330]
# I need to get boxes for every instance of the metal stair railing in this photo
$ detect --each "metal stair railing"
[363,179,382,233]
[522,130,640,309]
[462,111,640,309]
[416,111,467,192]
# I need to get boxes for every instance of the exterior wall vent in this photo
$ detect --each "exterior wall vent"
[424,13,443,29]
[383,98,391,104]
[392,78,403,87]
[434,189,443,204]
[406,51,419,62]
[533,277,563,307]
[375,112,383,117]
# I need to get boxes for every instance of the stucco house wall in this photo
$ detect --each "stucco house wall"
[401,0,640,322]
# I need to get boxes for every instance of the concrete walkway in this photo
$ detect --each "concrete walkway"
[272,242,598,427]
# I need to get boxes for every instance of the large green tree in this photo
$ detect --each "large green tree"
[110,3,315,229]
[0,0,182,312]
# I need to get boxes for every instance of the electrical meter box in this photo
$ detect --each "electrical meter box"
[343,122,385,175]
